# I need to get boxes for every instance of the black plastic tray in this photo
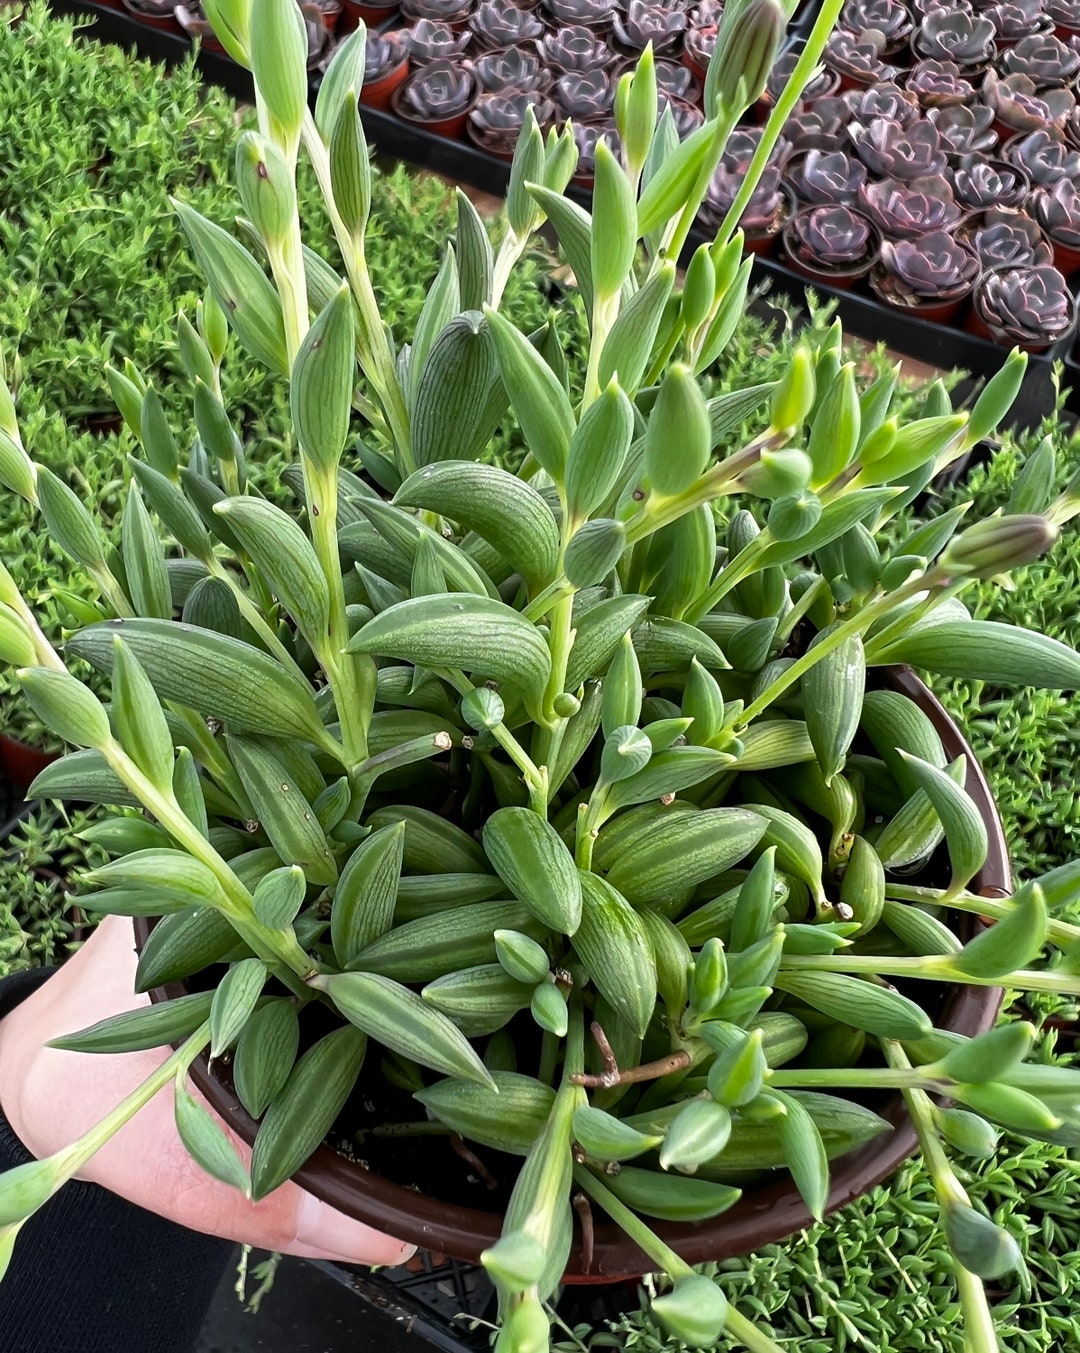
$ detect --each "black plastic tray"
[47,0,1075,434]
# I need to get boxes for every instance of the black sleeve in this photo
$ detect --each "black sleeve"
[0,968,234,1353]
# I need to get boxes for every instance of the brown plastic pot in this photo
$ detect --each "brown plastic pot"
[136,666,1008,1282]
[781,211,881,290]
[359,56,410,110]
[390,69,479,140]
[0,735,58,793]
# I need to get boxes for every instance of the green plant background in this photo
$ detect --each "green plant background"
[2,7,1079,1349]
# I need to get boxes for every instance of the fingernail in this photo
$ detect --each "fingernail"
[296,1192,416,1267]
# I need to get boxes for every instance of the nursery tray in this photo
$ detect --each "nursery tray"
[50,0,1074,431]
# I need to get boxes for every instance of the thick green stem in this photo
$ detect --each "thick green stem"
[780,952,1080,997]
[658,105,739,277]
[438,668,548,807]
[769,1066,944,1091]
[885,883,1080,951]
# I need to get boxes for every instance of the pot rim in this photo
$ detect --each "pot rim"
[136,665,1009,1279]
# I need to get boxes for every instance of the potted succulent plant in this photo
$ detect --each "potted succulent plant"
[782,202,882,284]
[871,229,981,319]
[405,18,473,63]
[823,28,897,88]
[175,0,229,49]
[682,23,717,82]
[1047,0,1080,36]
[299,1,335,64]
[611,0,688,56]
[859,174,963,237]
[1000,31,1080,85]
[914,9,996,70]
[844,81,921,124]
[538,24,615,72]
[926,103,998,154]
[985,0,1053,48]
[400,0,475,29]
[840,0,914,52]
[543,0,617,30]
[654,57,701,105]
[359,31,410,108]
[1067,103,1080,147]
[951,155,1029,209]
[701,162,795,253]
[969,262,1077,346]
[787,148,868,205]
[553,68,615,119]
[785,95,851,149]
[473,45,550,92]
[849,116,949,179]
[340,0,397,30]
[469,90,556,156]
[983,69,1074,136]
[391,57,478,138]
[13,12,1080,1353]
[958,207,1055,268]
[121,0,182,32]
[659,95,706,138]
[469,0,545,50]
[1031,177,1080,274]
[905,58,979,107]
[568,119,620,185]
[1003,125,1080,181]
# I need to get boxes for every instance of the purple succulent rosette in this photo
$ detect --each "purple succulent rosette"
[469,0,544,46]
[926,104,998,153]
[951,156,1029,209]
[690,0,724,24]
[1004,127,1080,182]
[983,69,1076,131]
[849,116,948,179]
[543,0,616,29]
[824,28,896,83]
[611,0,688,53]
[704,162,787,232]
[976,264,1075,342]
[721,127,793,175]
[401,0,475,22]
[789,149,868,205]
[1001,31,1080,85]
[859,174,962,237]
[683,23,718,70]
[788,204,878,267]
[660,96,707,139]
[654,59,698,102]
[1033,177,1080,246]
[769,46,844,102]
[1046,0,1080,27]
[786,97,851,150]
[571,120,620,178]
[905,58,978,106]
[879,229,981,301]
[964,209,1055,267]
[840,0,914,47]
[397,59,477,119]
[366,32,409,82]
[469,89,555,149]
[1067,106,1080,150]
[554,68,614,118]
[844,82,922,124]
[985,0,1051,42]
[405,18,473,63]
[913,0,974,13]
[915,9,996,65]
[472,46,550,92]
[538,24,614,70]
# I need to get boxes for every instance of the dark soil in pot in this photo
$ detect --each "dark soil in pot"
[138,666,1008,1281]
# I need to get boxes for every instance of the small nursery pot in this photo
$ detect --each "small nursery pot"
[139,667,1008,1281]
[967,264,1079,350]
[781,208,882,288]
[340,0,399,30]
[391,63,479,139]
[121,0,182,31]
[360,53,410,109]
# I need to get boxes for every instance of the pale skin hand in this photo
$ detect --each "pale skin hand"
[0,914,415,1266]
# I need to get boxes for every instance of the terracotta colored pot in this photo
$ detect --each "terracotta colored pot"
[967,268,1079,350]
[1049,234,1080,277]
[340,0,398,28]
[869,265,976,325]
[137,666,1008,1282]
[390,68,479,139]
[359,57,410,110]
[122,0,182,30]
[781,211,881,290]
[0,735,58,792]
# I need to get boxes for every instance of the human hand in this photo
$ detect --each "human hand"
[0,914,415,1266]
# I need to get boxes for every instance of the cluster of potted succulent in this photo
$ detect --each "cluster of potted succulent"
[119,0,346,59]
[744,0,1080,350]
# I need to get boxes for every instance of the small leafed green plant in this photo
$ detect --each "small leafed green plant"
[5,0,1080,1348]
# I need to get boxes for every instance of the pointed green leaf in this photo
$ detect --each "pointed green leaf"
[228,734,338,885]
[252,865,307,930]
[110,637,173,790]
[331,821,406,968]
[897,752,987,895]
[215,497,329,643]
[291,285,356,476]
[210,958,268,1057]
[49,991,215,1054]
[483,304,575,481]
[483,806,582,934]
[233,999,301,1119]
[175,1075,250,1193]
[946,885,1048,980]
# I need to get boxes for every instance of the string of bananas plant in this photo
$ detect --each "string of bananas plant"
[4,0,1080,1347]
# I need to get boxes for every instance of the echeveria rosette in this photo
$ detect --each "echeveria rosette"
[703,162,787,232]
[661,95,706,139]
[1001,31,1080,85]
[683,22,718,72]
[569,119,620,178]
[785,97,851,150]
[365,31,409,83]
[405,18,473,63]
[1005,127,1080,181]
[840,0,914,47]
[975,264,1076,343]
[789,149,868,206]
[1046,0,1080,28]
[691,0,724,23]
[983,69,1076,132]
[396,59,478,120]
[1068,106,1080,150]
[544,0,616,28]
[473,46,550,93]
[985,0,1052,43]
[769,44,844,102]
[951,157,1030,210]
[926,104,998,154]
[401,0,475,22]
[723,126,793,171]
[469,0,544,47]
[538,24,614,70]
[787,204,879,268]
[611,0,688,53]
[859,174,962,238]
[913,0,973,12]
[469,90,556,150]
[849,116,948,179]
[1032,177,1080,247]
[962,209,1055,268]
[915,9,997,65]
[844,82,922,124]
[823,28,896,83]
[905,58,978,106]
[554,68,614,119]
[878,229,981,301]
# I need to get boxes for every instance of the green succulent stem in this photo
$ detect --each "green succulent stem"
[882,1041,1003,1353]
[885,883,1080,951]
[769,1066,947,1092]
[655,103,740,289]
[90,565,136,619]
[583,291,620,411]
[780,952,1080,997]
[206,558,308,682]
[438,667,548,811]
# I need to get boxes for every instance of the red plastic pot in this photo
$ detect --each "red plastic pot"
[359,57,410,110]
[1049,234,1080,277]
[137,666,1008,1282]
[781,211,881,290]
[869,266,976,325]
[0,735,58,793]
[390,69,479,140]
[340,0,399,27]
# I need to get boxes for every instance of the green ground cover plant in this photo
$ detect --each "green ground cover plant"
[2,4,1080,1349]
